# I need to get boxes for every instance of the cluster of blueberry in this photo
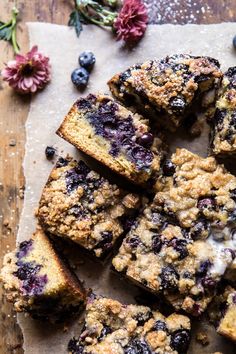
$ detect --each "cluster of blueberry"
[71,52,96,89]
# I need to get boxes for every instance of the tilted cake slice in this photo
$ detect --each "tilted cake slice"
[113,149,236,316]
[36,156,141,258]
[211,67,236,156]
[108,54,222,131]
[0,229,86,321]
[67,295,191,354]
[56,94,164,185]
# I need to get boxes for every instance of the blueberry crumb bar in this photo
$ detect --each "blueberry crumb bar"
[113,149,236,315]
[0,229,86,321]
[68,295,191,354]
[217,288,236,341]
[208,285,236,342]
[36,156,140,258]
[56,94,164,185]
[211,67,236,156]
[108,54,222,131]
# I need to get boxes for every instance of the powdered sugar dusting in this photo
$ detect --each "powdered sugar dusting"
[144,0,214,24]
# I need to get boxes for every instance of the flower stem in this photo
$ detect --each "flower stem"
[11,7,20,54]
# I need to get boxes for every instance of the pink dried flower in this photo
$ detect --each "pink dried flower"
[114,0,148,42]
[1,46,51,94]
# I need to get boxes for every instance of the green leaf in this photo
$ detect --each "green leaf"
[0,22,12,41]
[68,10,83,37]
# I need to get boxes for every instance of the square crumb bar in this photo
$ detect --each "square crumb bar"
[67,295,191,354]
[211,67,236,155]
[113,148,236,316]
[108,54,222,131]
[217,288,236,341]
[37,156,140,258]
[208,285,236,342]
[0,229,86,321]
[56,94,164,185]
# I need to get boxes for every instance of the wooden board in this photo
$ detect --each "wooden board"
[0,1,236,353]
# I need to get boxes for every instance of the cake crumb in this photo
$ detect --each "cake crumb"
[3,219,9,227]
[9,139,16,146]
[196,331,209,345]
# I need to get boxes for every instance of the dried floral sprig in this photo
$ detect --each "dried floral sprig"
[0,7,20,54]
[68,0,148,43]
[69,0,118,37]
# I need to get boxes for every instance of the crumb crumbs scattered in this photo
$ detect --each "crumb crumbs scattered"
[19,186,25,199]
[3,219,9,227]
[196,331,209,346]
[9,139,16,146]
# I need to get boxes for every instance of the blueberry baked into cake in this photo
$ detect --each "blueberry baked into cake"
[56,94,164,185]
[211,67,236,156]
[36,156,140,258]
[108,54,222,131]
[0,229,86,321]
[67,295,191,354]
[113,148,236,315]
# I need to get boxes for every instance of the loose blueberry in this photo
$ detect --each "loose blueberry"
[162,160,176,176]
[79,51,96,70]
[153,320,167,332]
[71,67,89,88]
[45,146,56,159]
[152,235,162,254]
[170,330,190,353]
[98,325,112,341]
[68,337,84,354]
[160,266,179,290]
[197,197,216,210]
[124,339,152,354]
[137,133,154,148]
[233,35,236,50]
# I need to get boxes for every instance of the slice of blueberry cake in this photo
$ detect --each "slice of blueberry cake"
[56,94,164,185]
[108,54,222,131]
[67,295,191,354]
[113,149,236,315]
[36,156,141,258]
[211,67,236,156]
[0,229,86,321]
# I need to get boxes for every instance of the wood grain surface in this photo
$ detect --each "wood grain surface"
[0,0,236,353]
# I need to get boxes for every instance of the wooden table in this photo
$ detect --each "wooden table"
[0,0,236,352]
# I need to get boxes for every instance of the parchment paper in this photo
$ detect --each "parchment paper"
[17,22,236,353]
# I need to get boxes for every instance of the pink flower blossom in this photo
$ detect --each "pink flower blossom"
[1,46,51,94]
[114,0,148,42]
